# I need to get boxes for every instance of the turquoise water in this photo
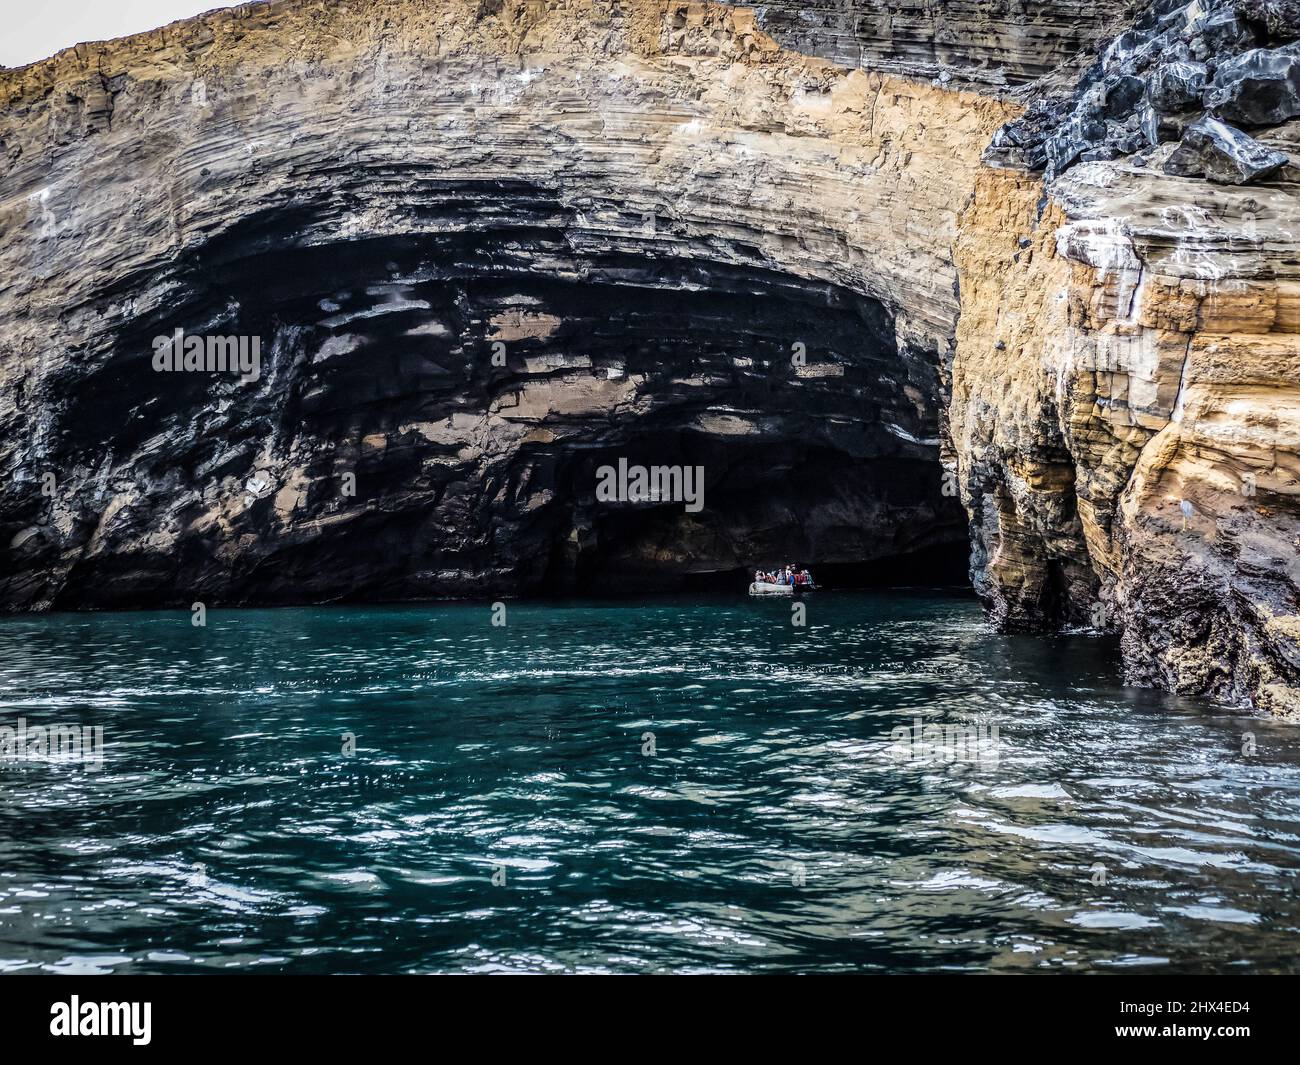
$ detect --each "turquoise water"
[0,591,1297,974]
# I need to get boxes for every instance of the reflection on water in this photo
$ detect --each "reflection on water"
[0,592,1296,973]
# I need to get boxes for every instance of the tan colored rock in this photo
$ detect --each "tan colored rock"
[952,157,1300,714]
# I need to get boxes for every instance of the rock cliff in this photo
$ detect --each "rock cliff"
[0,1,1296,714]
[953,0,1300,717]
[744,1,1140,85]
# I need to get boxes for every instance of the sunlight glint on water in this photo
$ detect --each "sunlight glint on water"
[0,591,1297,973]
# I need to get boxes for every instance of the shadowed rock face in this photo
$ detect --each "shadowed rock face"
[1,0,1003,610]
[742,0,1140,85]
[15,201,964,607]
[0,0,1297,714]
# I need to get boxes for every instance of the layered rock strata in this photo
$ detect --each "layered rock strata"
[743,1,1140,86]
[0,0,1012,607]
[953,0,1300,715]
[0,0,1296,715]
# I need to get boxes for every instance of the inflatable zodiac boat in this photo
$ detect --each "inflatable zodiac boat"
[748,582,813,597]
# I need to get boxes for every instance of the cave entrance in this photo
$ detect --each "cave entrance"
[533,434,969,597]
[46,188,972,608]
[678,540,974,595]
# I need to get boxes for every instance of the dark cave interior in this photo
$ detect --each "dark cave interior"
[8,183,971,609]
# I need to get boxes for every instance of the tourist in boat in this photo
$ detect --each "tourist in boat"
[750,566,813,592]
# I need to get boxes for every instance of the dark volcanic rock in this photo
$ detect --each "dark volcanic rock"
[995,0,1265,175]
[1147,60,1209,111]
[1206,45,1300,126]
[1105,74,1148,117]
[1196,0,1256,53]
[1137,100,1165,146]
[1164,114,1290,182]
[1236,0,1300,39]
[993,0,1300,179]
[987,97,1072,170]
[1045,115,1110,177]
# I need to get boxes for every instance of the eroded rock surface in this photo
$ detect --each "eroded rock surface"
[953,156,1300,715]
[0,0,1011,607]
[992,0,1300,183]
[1,0,1297,715]
[949,0,1298,717]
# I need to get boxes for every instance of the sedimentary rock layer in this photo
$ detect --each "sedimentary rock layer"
[0,0,1297,715]
[952,1,1300,716]
[744,1,1139,85]
[0,0,1010,607]
[953,158,1300,715]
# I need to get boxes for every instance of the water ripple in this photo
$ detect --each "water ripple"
[0,592,1297,973]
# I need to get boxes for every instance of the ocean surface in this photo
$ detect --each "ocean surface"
[0,591,1297,974]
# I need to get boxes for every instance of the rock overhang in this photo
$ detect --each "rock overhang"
[1,0,1296,714]
[2,1,1012,608]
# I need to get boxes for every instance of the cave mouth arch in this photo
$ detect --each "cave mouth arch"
[30,184,970,609]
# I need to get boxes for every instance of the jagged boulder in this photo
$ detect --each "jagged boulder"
[1206,45,1300,126]
[1045,114,1109,175]
[985,99,1044,168]
[1105,28,1170,76]
[1136,101,1165,147]
[1147,60,1208,112]
[1235,0,1300,39]
[1193,0,1255,54]
[1000,0,1281,176]
[1164,114,1291,181]
[1104,74,1148,117]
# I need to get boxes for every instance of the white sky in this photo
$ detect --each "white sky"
[1,2,238,68]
